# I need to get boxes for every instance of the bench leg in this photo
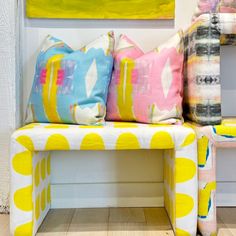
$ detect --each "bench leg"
[164,135,198,236]
[198,135,217,236]
[10,138,51,236]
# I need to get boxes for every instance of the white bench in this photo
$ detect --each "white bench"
[10,122,197,235]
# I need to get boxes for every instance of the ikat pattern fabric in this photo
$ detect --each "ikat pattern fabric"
[193,0,236,19]
[106,32,184,124]
[10,122,198,236]
[184,13,236,125]
[188,118,236,236]
[184,14,221,125]
[25,32,114,125]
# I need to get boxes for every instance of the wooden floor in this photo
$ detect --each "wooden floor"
[0,208,236,235]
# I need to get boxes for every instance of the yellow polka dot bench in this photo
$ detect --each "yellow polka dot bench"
[188,119,236,236]
[10,122,198,236]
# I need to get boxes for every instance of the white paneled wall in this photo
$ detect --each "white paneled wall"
[0,0,20,212]
[216,47,236,206]
[217,149,236,206]
[221,46,236,116]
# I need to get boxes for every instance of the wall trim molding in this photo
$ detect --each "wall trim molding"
[51,183,164,209]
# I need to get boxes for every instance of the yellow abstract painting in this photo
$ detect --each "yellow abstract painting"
[26,0,175,19]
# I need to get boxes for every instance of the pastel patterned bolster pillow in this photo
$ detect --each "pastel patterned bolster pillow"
[25,32,114,125]
[194,0,236,19]
[106,32,184,124]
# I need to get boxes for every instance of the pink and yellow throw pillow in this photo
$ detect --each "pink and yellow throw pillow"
[106,32,184,124]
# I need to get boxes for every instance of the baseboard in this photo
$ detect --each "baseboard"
[51,181,236,208]
[217,182,236,206]
[51,182,164,208]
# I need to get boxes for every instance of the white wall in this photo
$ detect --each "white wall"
[217,149,236,206]
[216,47,236,206]
[221,46,236,116]
[21,0,236,208]
[0,0,20,213]
[51,150,164,208]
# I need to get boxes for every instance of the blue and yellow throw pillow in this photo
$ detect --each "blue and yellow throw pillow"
[25,32,114,125]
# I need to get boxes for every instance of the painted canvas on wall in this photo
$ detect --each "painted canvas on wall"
[26,0,175,19]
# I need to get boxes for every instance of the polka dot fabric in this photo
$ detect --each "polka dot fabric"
[10,122,197,235]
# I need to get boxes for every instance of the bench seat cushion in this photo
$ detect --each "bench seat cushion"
[12,122,195,151]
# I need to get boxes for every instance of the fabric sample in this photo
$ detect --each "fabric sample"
[184,13,236,125]
[193,0,236,19]
[25,32,114,125]
[184,14,221,125]
[219,0,236,13]
[106,32,184,124]
[10,122,197,236]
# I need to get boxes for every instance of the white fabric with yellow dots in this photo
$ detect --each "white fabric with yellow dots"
[10,122,198,236]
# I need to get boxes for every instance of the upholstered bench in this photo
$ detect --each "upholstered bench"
[10,122,197,236]
[188,119,236,236]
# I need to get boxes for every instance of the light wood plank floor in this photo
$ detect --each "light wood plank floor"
[0,208,236,235]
